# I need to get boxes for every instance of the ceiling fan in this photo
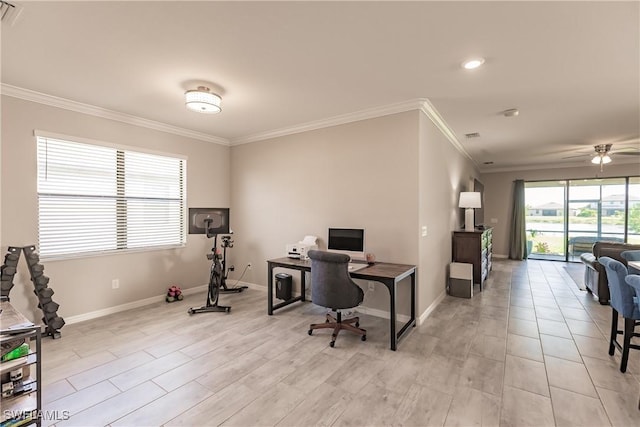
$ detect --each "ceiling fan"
[564,143,640,171]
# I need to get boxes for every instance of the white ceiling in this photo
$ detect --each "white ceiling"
[2,1,639,172]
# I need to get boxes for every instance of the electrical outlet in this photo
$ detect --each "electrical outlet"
[111,279,119,289]
[229,265,235,272]
[421,226,428,237]
[247,262,252,270]
[368,281,375,292]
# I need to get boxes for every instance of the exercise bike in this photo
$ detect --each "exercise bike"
[188,220,232,315]
[218,234,248,294]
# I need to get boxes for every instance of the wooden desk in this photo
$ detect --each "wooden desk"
[266,257,416,351]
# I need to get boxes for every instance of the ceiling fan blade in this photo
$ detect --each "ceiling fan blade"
[613,151,640,156]
[561,153,591,159]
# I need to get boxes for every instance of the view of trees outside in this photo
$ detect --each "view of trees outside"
[525,177,640,261]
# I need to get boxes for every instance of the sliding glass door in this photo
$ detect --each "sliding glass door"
[525,176,639,262]
[525,181,566,261]
[567,178,626,261]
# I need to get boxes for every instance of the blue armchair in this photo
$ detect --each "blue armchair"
[599,257,640,372]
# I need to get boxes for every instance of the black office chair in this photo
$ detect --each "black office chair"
[307,250,366,347]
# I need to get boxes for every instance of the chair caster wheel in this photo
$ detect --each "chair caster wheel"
[330,341,335,348]
[361,335,366,341]
[188,308,194,315]
[226,307,231,313]
[355,322,359,327]
[308,329,313,335]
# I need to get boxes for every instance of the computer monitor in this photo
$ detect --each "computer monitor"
[327,228,365,260]
[189,208,230,236]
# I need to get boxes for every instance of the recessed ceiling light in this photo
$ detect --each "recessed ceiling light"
[462,58,485,70]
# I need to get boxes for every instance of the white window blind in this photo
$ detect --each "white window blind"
[37,135,186,258]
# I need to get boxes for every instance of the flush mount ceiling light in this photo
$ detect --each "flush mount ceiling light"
[503,108,519,117]
[462,58,485,70]
[185,86,221,114]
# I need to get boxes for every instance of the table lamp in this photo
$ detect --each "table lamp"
[459,192,481,232]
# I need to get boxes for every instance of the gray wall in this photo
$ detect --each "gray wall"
[0,95,481,322]
[481,163,640,258]
[1,96,231,321]
[229,110,478,317]
[418,113,479,314]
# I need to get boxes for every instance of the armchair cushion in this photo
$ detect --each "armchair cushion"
[579,241,640,304]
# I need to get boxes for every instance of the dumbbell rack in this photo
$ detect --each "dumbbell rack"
[0,246,65,339]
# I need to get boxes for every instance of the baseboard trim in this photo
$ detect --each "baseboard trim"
[64,284,208,325]
[64,280,420,325]
[418,290,447,325]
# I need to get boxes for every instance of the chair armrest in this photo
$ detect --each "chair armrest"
[580,253,597,269]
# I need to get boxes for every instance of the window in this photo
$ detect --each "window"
[37,134,186,258]
[525,176,639,262]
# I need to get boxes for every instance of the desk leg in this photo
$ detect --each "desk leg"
[410,271,416,324]
[389,280,397,351]
[267,262,274,315]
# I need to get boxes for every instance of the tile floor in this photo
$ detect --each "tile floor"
[36,259,640,426]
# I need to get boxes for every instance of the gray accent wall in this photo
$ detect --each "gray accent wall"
[229,110,478,318]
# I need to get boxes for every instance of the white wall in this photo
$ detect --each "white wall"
[481,163,640,257]
[1,96,231,321]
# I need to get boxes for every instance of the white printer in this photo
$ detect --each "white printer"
[286,235,318,259]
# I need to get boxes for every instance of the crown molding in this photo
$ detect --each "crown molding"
[479,156,640,174]
[418,98,475,166]
[230,98,427,145]
[1,84,230,146]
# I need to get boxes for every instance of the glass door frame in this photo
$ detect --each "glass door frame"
[525,176,636,262]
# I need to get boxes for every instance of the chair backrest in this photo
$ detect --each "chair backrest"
[621,250,640,262]
[308,250,364,310]
[625,275,640,318]
[600,256,635,317]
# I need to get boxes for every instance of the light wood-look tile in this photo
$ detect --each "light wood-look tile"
[392,383,452,427]
[443,386,501,427]
[57,381,166,426]
[36,259,640,426]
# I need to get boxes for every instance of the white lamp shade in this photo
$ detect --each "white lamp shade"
[459,192,482,208]
[185,87,222,114]
[592,154,612,164]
